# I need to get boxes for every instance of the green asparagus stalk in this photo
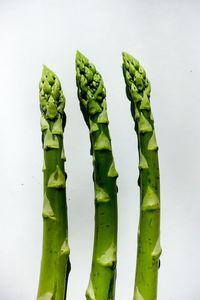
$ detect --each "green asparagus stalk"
[76,51,118,300]
[37,66,70,300]
[122,52,161,300]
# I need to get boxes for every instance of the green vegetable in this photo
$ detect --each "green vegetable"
[76,51,118,300]
[37,66,70,300]
[122,52,161,300]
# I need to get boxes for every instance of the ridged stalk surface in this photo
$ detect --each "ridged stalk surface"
[122,52,161,300]
[37,66,70,300]
[76,51,118,300]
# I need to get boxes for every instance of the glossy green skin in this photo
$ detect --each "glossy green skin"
[76,52,118,300]
[37,67,70,300]
[122,53,161,300]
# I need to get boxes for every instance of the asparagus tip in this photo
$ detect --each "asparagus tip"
[76,50,82,58]
[122,51,128,57]
[41,65,57,83]
[122,51,132,60]
[42,64,52,75]
[122,51,139,66]
[76,50,89,66]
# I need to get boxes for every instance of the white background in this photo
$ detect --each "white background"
[0,0,200,299]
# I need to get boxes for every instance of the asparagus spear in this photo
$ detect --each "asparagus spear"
[122,52,161,300]
[76,51,118,300]
[37,66,70,300]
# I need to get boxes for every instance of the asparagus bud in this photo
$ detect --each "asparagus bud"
[37,66,70,300]
[76,52,118,300]
[122,52,161,300]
